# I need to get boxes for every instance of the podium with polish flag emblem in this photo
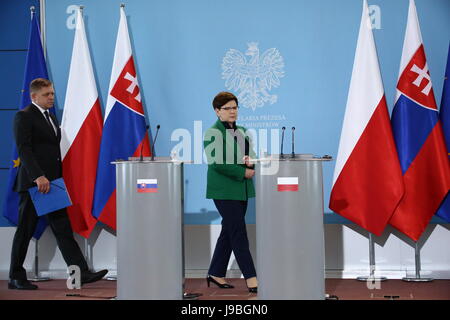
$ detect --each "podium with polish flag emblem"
[113,157,185,300]
[254,154,331,300]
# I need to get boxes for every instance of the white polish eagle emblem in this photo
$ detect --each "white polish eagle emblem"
[222,42,285,111]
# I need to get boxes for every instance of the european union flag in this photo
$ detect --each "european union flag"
[2,11,51,239]
[436,44,450,223]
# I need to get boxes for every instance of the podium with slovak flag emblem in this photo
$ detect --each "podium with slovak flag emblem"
[113,158,184,300]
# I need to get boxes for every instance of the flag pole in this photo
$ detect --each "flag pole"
[101,3,123,282]
[402,241,433,282]
[356,233,387,282]
[29,5,50,283]
[104,2,127,283]
[30,239,50,282]
[80,4,87,270]
[105,4,122,283]
[105,229,116,280]
[84,238,92,269]
[105,2,124,283]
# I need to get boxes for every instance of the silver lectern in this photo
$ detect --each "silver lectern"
[255,154,331,300]
[114,157,184,300]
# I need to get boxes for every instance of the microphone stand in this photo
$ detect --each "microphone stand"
[280,126,286,159]
[151,125,160,161]
[291,127,296,158]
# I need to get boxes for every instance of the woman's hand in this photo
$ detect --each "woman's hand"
[245,168,255,179]
[243,156,254,168]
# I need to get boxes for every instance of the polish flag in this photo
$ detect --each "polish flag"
[389,0,450,241]
[277,177,299,192]
[329,0,404,236]
[61,7,103,238]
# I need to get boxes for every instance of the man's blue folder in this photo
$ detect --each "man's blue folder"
[28,178,72,216]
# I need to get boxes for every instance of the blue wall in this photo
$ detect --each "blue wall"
[44,0,450,225]
[2,0,449,226]
[0,0,40,227]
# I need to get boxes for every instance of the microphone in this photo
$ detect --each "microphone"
[280,126,286,159]
[150,124,161,161]
[291,127,296,158]
[140,125,150,162]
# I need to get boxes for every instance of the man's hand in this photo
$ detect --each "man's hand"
[245,169,255,179]
[34,176,50,194]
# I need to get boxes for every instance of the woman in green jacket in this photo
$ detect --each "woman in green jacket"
[204,92,257,293]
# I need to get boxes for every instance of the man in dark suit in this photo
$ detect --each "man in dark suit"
[9,78,107,290]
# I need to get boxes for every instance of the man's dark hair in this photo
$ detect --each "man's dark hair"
[30,78,52,93]
[212,91,238,110]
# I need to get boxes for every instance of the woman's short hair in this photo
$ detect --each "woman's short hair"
[30,78,52,93]
[212,91,238,110]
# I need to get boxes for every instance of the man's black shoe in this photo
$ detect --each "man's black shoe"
[183,292,202,300]
[8,279,38,290]
[81,269,108,285]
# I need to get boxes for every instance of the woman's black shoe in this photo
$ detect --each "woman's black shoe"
[206,275,234,289]
[247,287,257,293]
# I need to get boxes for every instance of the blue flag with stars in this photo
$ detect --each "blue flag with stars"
[436,43,450,223]
[2,11,51,239]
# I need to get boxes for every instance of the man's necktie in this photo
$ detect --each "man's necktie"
[44,110,56,135]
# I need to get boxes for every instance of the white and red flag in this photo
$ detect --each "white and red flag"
[277,177,298,192]
[329,0,404,236]
[61,7,103,238]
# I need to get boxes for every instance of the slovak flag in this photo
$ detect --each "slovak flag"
[389,0,450,241]
[61,7,103,238]
[137,179,158,193]
[329,0,404,236]
[92,6,151,230]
